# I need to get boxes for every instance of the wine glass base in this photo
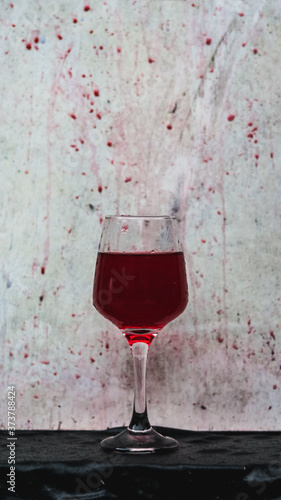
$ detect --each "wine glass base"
[100,427,178,453]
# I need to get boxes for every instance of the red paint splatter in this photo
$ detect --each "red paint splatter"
[255,154,259,160]
[34,37,39,43]
[167,124,172,130]
[248,133,253,138]
[125,177,132,183]
[270,330,276,340]
[217,310,222,315]
[148,57,155,63]
[206,38,212,45]
[34,395,39,399]
[76,374,81,379]
[232,343,238,350]
[117,46,121,53]
[94,89,100,96]
[217,336,224,343]
[107,141,112,147]
[24,353,29,358]
[10,3,14,7]
[98,185,103,193]
[273,384,277,390]
[73,18,78,23]
[238,12,244,17]
[90,357,95,363]
[96,113,102,119]
[40,360,50,365]
[10,352,13,357]
[26,43,32,50]
[84,5,90,11]
[106,342,109,349]
[53,372,57,376]
[57,34,63,40]
[270,152,274,158]
[41,266,45,275]
[228,114,236,121]
[201,239,206,243]
[253,48,258,54]
[70,113,76,119]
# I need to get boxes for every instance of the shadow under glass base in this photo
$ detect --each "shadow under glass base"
[100,427,178,453]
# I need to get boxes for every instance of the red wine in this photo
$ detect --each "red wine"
[93,252,188,335]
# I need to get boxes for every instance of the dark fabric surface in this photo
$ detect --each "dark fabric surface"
[1,428,281,499]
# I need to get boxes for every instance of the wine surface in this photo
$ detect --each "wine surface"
[93,252,188,331]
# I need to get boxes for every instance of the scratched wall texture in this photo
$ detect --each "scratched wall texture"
[1,0,280,431]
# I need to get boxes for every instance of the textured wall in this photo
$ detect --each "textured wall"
[1,0,280,431]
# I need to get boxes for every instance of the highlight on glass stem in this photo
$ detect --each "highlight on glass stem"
[93,216,189,453]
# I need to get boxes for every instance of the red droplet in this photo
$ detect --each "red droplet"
[253,48,258,54]
[201,239,206,243]
[26,43,32,50]
[270,330,276,340]
[117,47,121,53]
[167,124,172,130]
[273,384,277,390]
[24,353,29,358]
[248,133,253,138]
[70,113,76,120]
[34,395,39,399]
[90,357,95,363]
[96,113,102,119]
[57,34,63,40]
[84,5,90,11]
[107,141,112,147]
[73,18,78,23]
[206,38,212,45]
[40,360,50,365]
[270,152,274,158]
[148,57,155,63]
[248,122,253,126]
[238,12,244,17]
[94,89,100,96]
[228,114,236,121]
[217,336,224,343]
[125,177,132,183]
[76,374,81,379]
[98,185,103,193]
[34,37,39,44]
[41,266,45,275]
[255,154,259,160]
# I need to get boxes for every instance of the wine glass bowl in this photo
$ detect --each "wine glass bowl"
[93,216,188,452]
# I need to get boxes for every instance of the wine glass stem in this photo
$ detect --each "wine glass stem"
[129,342,151,432]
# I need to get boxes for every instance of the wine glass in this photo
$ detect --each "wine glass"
[93,216,188,452]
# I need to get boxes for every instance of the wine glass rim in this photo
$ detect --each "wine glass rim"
[105,215,177,220]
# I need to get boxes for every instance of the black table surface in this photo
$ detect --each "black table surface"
[1,427,281,499]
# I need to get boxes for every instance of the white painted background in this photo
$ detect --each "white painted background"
[1,0,280,431]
